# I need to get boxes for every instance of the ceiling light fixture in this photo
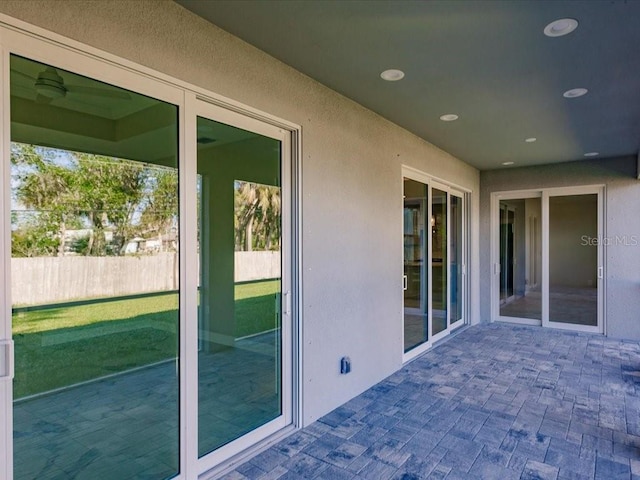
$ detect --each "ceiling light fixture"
[502,161,515,166]
[525,137,537,143]
[584,152,599,157]
[380,69,405,81]
[544,18,579,37]
[563,88,588,98]
[439,114,459,122]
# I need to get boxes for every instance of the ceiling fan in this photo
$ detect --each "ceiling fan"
[11,66,131,103]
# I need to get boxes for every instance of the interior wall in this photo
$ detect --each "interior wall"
[0,1,480,426]
[481,156,640,340]
[548,195,598,289]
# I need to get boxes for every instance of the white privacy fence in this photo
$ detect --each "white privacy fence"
[11,251,280,306]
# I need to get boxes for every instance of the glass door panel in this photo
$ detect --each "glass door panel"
[431,188,447,336]
[449,194,463,325]
[10,55,180,479]
[197,116,282,457]
[499,198,542,320]
[403,178,428,352]
[549,194,598,326]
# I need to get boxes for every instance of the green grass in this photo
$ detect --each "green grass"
[235,279,280,337]
[12,280,280,398]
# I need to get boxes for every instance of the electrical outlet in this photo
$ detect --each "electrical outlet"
[340,356,351,374]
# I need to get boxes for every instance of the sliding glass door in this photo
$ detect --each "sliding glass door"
[402,170,467,360]
[547,192,600,329]
[431,187,448,337]
[498,195,542,322]
[195,106,291,469]
[494,188,603,333]
[403,178,429,353]
[449,193,464,327]
[9,55,181,480]
[0,36,294,480]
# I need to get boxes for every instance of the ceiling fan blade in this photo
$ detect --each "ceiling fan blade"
[10,69,37,83]
[66,84,131,100]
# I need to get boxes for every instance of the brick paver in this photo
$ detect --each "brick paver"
[224,323,640,479]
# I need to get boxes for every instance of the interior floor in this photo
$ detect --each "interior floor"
[12,332,279,480]
[500,287,597,327]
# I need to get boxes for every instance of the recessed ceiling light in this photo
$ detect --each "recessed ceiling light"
[544,18,579,37]
[502,161,515,166]
[380,69,405,81]
[563,88,588,98]
[525,137,537,143]
[584,152,599,157]
[439,114,459,122]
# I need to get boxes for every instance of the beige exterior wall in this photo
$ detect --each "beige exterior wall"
[0,1,480,425]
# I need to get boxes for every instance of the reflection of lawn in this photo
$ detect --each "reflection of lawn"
[13,280,279,399]
[235,280,280,338]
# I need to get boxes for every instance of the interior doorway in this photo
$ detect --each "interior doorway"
[492,187,603,333]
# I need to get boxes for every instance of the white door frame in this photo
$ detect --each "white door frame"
[0,41,14,480]
[448,188,466,331]
[0,16,301,480]
[542,185,604,334]
[194,100,294,476]
[402,167,469,363]
[491,186,605,334]
[402,167,432,362]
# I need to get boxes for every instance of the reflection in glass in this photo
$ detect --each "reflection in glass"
[450,195,463,324]
[432,188,447,336]
[403,178,428,352]
[499,198,542,320]
[10,55,179,479]
[197,117,282,457]
[549,194,598,326]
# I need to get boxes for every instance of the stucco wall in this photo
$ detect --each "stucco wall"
[480,156,640,340]
[0,1,480,425]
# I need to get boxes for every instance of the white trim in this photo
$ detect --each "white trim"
[0,13,303,479]
[182,91,199,480]
[201,425,296,480]
[546,185,604,334]
[194,100,294,476]
[403,340,433,363]
[430,181,448,341]
[491,186,605,335]
[541,190,550,329]
[449,189,465,326]
[496,317,542,327]
[402,164,472,194]
[401,169,470,363]
[291,127,303,429]
[544,322,601,334]
[446,189,451,330]
[1,41,13,480]
[199,416,288,474]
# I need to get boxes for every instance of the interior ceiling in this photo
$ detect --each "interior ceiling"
[10,56,259,165]
[176,0,640,170]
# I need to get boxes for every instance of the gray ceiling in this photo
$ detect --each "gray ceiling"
[176,0,640,170]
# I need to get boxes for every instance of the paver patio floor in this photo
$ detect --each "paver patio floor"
[225,323,640,480]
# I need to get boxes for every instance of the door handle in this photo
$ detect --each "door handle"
[403,275,408,291]
[598,266,603,279]
[283,291,292,316]
[494,263,501,275]
[0,339,14,381]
